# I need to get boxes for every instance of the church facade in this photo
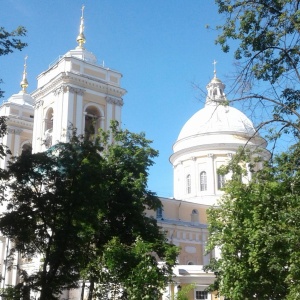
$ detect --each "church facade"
[0,8,269,300]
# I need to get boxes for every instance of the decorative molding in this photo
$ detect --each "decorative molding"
[53,86,65,96]
[106,96,124,107]
[7,119,33,129]
[32,71,126,99]
[32,72,68,99]
[207,153,214,158]
[8,128,23,135]
[35,99,44,109]
[67,86,85,95]
[227,153,233,158]
[54,85,85,96]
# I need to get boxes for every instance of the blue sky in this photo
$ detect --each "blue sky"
[1,0,241,197]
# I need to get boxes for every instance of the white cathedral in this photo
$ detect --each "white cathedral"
[0,8,269,300]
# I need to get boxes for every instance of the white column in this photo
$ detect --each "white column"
[207,153,215,194]
[2,238,9,288]
[61,87,74,142]
[191,156,197,197]
[115,103,122,125]
[11,251,18,285]
[174,284,182,298]
[53,87,65,145]
[202,229,210,265]
[175,162,183,199]
[13,130,21,156]
[106,100,113,131]
[75,92,83,135]
[0,239,4,287]
[2,131,13,169]
[161,284,172,300]
[32,100,44,153]
[0,135,9,169]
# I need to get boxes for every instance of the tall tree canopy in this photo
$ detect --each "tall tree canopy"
[204,1,300,299]
[206,145,300,299]
[214,0,300,142]
[0,123,178,300]
[0,26,27,98]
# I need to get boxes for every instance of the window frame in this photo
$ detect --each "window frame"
[186,174,191,194]
[200,171,207,191]
[156,207,163,219]
[217,173,226,190]
[195,290,208,300]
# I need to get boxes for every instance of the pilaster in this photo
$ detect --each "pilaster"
[207,153,215,194]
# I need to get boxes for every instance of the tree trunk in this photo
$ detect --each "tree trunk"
[88,279,94,300]
[81,280,86,300]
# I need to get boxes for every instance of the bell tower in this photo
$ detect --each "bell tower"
[31,6,126,153]
[0,56,34,169]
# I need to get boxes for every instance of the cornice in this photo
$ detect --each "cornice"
[170,142,270,166]
[7,118,34,130]
[32,73,67,99]
[106,96,124,107]
[75,72,126,96]
[35,99,44,109]
[7,128,23,135]
[54,85,85,96]
[32,71,126,100]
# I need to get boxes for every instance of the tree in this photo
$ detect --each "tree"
[205,145,300,299]
[97,237,178,299]
[0,123,178,300]
[171,284,195,300]
[213,0,300,146]
[0,26,27,97]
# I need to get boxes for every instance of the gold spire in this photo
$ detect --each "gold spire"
[20,55,28,93]
[76,5,86,49]
[213,59,217,78]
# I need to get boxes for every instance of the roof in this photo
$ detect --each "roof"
[177,103,256,141]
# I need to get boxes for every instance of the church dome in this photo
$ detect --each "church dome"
[177,73,256,142]
[8,91,34,107]
[178,104,256,141]
[7,56,34,107]
[170,71,269,205]
[171,72,267,160]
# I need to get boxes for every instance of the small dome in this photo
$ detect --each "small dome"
[178,104,256,141]
[210,76,222,83]
[65,48,97,64]
[8,91,34,107]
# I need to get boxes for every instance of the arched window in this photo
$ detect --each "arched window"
[186,174,191,194]
[84,106,101,140]
[21,143,32,154]
[156,207,163,219]
[191,209,199,223]
[200,171,207,191]
[217,173,225,190]
[44,108,53,148]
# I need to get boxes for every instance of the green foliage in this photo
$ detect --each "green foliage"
[0,123,177,300]
[0,26,27,56]
[214,0,300,141]
[206,144,300,299]
[98,237,178,299]
[0,26,27,98]
[0,285,23,300]
[171,284,195,300]
[215,0,300,83]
